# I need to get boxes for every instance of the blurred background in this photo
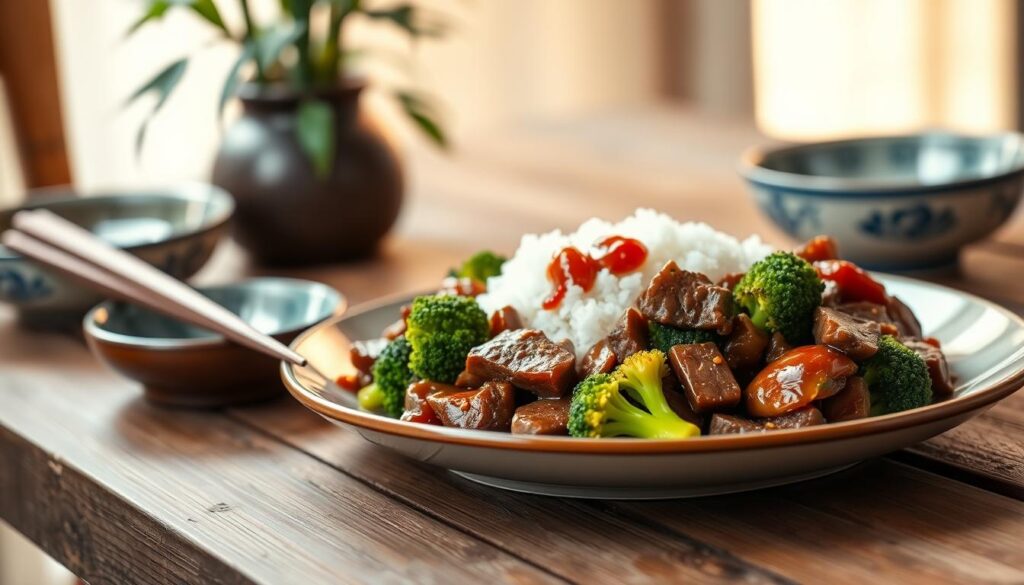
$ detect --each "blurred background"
[0,0,1020,582]
[2,0,1019,202]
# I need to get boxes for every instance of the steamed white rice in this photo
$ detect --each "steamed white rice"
[476,209,772,359]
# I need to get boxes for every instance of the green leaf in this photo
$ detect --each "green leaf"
[127,58,189,155]
[256,21,307,72]
[189,0,231,36]
[363,4,447,38]
[397,91,447,148]
[126,0,230,37]
[218,42,255,117]
[126,1,171,36]
[296,100,335,178]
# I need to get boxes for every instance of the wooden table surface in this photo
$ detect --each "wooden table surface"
[2,108,1023,584]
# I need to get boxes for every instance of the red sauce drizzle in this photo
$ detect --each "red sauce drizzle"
[542,236,648,310]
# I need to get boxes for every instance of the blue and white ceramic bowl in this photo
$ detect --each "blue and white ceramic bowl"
[740,133,1024,270]
[0,184,234,325]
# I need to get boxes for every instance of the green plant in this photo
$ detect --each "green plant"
[126,0,449,175]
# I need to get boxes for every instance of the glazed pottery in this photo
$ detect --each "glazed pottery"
[741,133,1024,270]
[212,82,403,266]
[85,278,344,408]
[0,184,233,326]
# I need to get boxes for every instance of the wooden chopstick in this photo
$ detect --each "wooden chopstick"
[6,209,308,367]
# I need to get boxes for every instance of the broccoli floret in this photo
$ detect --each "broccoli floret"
[451,250,506,283]
[372,336,415,418]
[862,335,932,415]
[733,251,823,343]
[568,350,701,439]
[647,322,719,353]
[406,294,489,383]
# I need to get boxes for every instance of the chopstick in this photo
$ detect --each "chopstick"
[3,209,308,368]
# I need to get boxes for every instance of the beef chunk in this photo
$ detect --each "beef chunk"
[886,296,923,338]
[761,406,826,429]
[717,272,745,291]
[709,407,826,435]
[836,302,900,336]
[489,305,523,337]
[662,375,703,427]
[426,380,516,431]
[607,308,648,360]
[401,381,443,425]
[724,314,769,371]
[454,369,487,388]
[813,306,880,361]
[708,413,763,434]
[821,376,870,422]
[668,342,742,413]
[466,329,577,398]
[383,304,412,340]
[579,338,617,378]
[511,398,571,435]
[903,339,954,396]
[765,332,793,363]
[635,261,734,335]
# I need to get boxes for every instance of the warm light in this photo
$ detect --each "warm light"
[752,0,1017,141]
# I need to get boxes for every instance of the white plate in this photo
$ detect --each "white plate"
[282,275,1024,499]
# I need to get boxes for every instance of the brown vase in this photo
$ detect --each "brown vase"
[212,81,403,266]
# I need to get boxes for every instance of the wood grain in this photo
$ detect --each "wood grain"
[227,400,1024,585]
[611,461,1024,584]
[228,401,791,585]
[0,318,561,585]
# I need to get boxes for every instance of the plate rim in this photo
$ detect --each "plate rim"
[281,275,1024,455]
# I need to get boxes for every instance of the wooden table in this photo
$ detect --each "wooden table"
[2,108,1023,584]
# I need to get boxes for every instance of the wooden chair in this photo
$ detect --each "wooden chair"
[0,0,72,189]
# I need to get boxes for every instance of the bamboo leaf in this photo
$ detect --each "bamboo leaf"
[219,42,255,117]
[126,0,230,37]
[256,21,307,72]
[363,4,447,38]
[128,58,189,155]
[296,100,335,178]
[126,1,171,36]
[397,91,447,148]
[189,0,231,36]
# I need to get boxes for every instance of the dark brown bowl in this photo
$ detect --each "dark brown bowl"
[84,278,344,408]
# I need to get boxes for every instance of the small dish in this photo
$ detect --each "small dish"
[0,184,234,325]
[85,278,344,408]
[281,274,1024,499]
[740,133,1024,270]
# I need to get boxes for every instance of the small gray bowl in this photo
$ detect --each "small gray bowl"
[83,278,345,408]
[0,183,234,325]
[740,132,1024,270]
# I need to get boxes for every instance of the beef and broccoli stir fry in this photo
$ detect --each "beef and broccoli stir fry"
[342,240,953,438]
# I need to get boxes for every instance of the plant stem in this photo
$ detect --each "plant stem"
[293,0,313,89]
[239,0,265,81]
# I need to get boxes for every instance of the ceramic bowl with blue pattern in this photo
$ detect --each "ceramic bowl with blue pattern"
[740,133,1024,270]
[0,184,234,325]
